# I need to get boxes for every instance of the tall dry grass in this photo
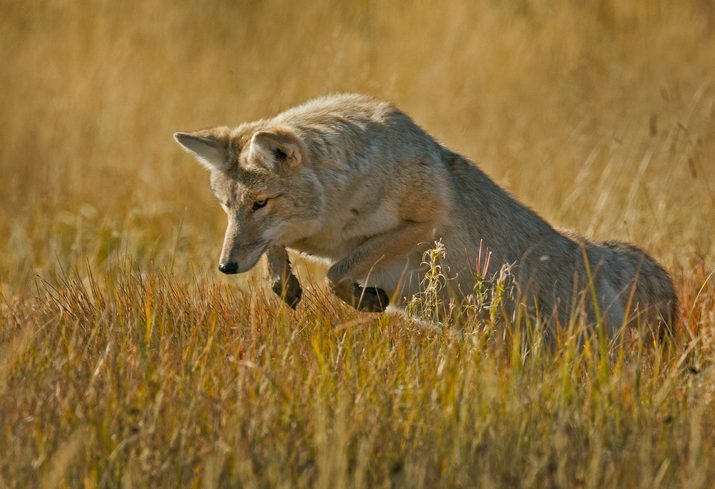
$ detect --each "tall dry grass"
[1,1,715,487]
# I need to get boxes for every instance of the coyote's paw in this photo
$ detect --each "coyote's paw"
[271,274,302,309]
[354,285,389,313]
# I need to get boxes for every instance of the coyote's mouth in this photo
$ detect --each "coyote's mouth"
[233,241,269,273]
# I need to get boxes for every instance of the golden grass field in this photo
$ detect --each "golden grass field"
[1,1,715,487]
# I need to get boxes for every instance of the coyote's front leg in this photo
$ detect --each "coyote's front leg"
[326,221,433,312]
[266,246,302,309]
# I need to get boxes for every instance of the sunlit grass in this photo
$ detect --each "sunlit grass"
[1,262,713,487]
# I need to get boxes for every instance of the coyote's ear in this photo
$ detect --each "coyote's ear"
[173,131,229,171]
[249,127,305,169]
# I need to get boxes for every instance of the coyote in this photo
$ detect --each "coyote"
[174,94,676,333]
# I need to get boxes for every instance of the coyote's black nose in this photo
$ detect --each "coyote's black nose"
[219,262,239,274]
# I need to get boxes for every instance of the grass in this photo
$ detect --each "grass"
[1,0,715,487]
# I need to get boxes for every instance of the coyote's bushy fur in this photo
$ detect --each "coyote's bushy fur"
[174,94,676,334]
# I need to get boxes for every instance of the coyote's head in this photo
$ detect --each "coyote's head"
[174,124,324,274]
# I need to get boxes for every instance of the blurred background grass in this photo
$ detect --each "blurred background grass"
[1,0,713,296]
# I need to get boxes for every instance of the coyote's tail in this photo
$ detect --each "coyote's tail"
[601,241,677,333]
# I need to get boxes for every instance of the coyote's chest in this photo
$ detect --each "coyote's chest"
[288,202,400,263]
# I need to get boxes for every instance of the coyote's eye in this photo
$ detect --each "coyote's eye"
[252,199,268,211]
